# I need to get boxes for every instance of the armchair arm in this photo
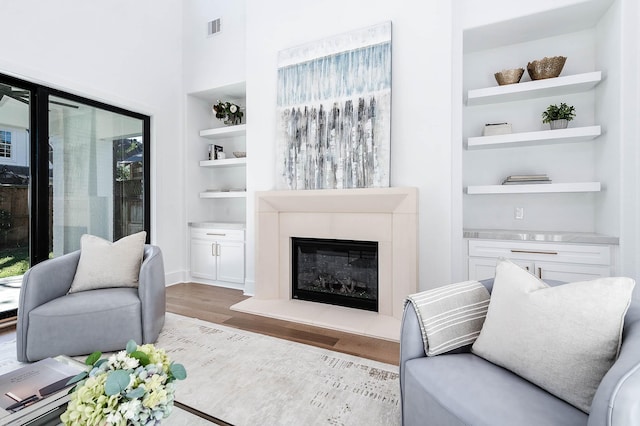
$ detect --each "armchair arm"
[138,245,166,343]
[400,279,495,391]
[589,293,640,426]
[17,250,81,362]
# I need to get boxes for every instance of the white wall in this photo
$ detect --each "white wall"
[618,0,640,282]
[207,0,634,292]
[0,0,185,281]
[245,0,455,292]
[183,1,246,95]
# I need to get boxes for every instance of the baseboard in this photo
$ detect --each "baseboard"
[243,279,255,296]
[165,270,187,286]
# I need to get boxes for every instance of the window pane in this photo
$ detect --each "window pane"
[49,95,145,255]
[0,82,31,316]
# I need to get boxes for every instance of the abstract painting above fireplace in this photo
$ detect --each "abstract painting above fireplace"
[276,22,392,190]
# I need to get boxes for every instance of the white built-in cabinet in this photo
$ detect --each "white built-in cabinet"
[190,227,245,285]
[461,3,621,279]
[186,82,247,289]
[468,240,612,282]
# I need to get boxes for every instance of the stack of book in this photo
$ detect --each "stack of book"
[502,174,551,185]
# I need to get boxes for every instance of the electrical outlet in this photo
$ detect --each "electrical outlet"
[515,207,524,220]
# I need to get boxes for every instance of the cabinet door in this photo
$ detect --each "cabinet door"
[217,240,245,283]
[468,257,534,280]
[534,261,611,282]
[190,239,217,280]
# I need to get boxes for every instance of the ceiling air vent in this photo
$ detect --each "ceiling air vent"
[208,18,221,36]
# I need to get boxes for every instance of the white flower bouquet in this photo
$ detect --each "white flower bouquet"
[60,340,187,426]
[212,99,244,125]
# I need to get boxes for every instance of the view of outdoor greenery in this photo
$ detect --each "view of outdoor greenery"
[0,247,28,279]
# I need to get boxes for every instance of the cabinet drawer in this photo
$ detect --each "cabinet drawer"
[468,240,610,265]
[191,228,244,241]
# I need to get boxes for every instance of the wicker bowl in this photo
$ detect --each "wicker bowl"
[527,56,567,80]
[494,68,524,85]
[233,151,246,158]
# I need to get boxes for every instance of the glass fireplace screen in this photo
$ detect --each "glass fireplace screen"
[291,237,378,312]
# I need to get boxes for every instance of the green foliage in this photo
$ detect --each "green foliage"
[105,370,131,396]
[0,210,11,230]
[86,351,102,365]
[116,164,131,181]
[213,100,243,125]
[129,351,150,366]
[0,247,29,279]
[542,102,576,123]
[125,387,146,399]
[126,340,138,354]
[67,371,88,387]
[170,363,187,380]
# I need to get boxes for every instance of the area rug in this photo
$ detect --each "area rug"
[159,313,400,425]
[0,313,400,425]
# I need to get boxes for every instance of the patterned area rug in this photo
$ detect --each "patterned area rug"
[0,313,401,425]
[160,313,400,425]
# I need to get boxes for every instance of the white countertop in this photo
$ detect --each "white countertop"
[189,221,245,230]
[463,228,619,245]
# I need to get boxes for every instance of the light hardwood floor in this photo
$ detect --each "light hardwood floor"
[0,283,400,366]
[167,283,400,365]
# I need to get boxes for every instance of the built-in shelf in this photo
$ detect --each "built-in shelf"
[199,124,247,139]
[466,182,601,195]
[466,71,602,106]
[199,191,247,199]
[199,158,247,167]
[467,126,601,149]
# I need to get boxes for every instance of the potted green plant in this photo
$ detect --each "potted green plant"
[212,100,244,126]
[542,102,576,129]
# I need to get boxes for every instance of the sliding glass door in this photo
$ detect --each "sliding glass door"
[0,81,31,319]
[48,95,147,255]
[0,73,150,320]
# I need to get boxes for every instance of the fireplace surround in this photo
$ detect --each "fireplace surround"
[231,187,418,341]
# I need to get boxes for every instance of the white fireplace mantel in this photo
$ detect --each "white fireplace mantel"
[231,187,418,341]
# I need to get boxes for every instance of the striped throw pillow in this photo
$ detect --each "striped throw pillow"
[405,281,490,356]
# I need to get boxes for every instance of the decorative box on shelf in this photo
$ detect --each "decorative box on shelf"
[483,123,512,136]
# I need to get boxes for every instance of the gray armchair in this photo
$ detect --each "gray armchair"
[400,278,640,426]
[17,245,166,362]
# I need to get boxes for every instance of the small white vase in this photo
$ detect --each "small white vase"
[550,119,568,130]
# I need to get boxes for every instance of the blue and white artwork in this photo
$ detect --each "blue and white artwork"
[277,22,392,190]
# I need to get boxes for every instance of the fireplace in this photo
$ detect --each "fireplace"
[231,187,418,341]
[292,238,378,312]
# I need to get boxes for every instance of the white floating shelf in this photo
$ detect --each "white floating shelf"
[467,126,601,150]
[199,191,247,199]
[199,124,246,139]
[466,71,602,105]
[199,158,247,167]
[466,182,601,195]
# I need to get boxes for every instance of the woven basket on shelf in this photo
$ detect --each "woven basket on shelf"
[527,56,567,80]
[494,68,524,85]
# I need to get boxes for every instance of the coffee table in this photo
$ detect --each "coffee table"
[0,357,231,426]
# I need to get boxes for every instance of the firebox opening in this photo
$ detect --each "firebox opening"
[292,237,378,312]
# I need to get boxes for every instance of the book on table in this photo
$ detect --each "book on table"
[0,358,84,412]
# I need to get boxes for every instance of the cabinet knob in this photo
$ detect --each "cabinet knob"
[207,233,226,236]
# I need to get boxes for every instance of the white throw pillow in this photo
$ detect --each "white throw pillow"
[471,259,635,413]
[68,231,147,293]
